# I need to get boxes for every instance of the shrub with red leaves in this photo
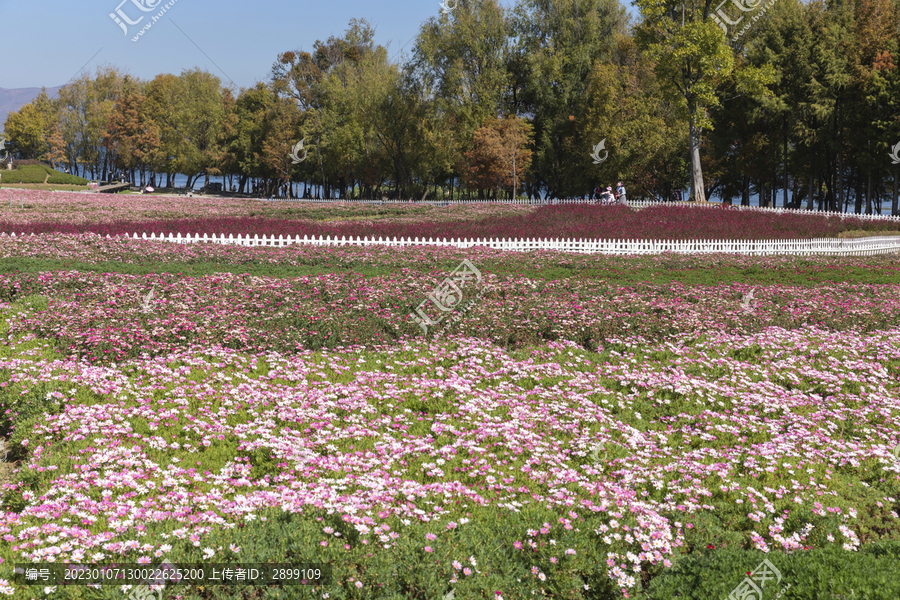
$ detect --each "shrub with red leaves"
[1,204,896,240]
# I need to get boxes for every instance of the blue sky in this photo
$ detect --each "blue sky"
[1,0,639,91]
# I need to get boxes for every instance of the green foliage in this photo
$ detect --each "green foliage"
[29,506,900,600]
[0,380,61,455]
[647,543,900,600]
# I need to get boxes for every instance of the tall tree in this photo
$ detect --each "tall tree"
[465,115,534,198]
[583,35,690,201]
[409,0,511,197]
[57,66,126,178]
[634,0,774,202]
[3,101,48,160]
[161,69,228,191]
[105,77,160,185]
[510,0,629,198]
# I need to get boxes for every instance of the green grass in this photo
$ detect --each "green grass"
[0,165,87,185]
[1,256,899,287]
[0,183,91,191]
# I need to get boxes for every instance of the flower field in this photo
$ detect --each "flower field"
[2,190,900,241]
[0,190,531,226]
[0,207,898,599]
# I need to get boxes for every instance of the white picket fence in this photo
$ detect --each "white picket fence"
[3,231,896,256]
[261,197,900,223]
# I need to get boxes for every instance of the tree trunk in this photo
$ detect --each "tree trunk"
[866,171,872,215]
[513,153,517,200]
[688,116,706,202]
[760,180,766,208]
[783,117,789,208]
[316,136,326,199]
[893,166,898,215]
[836,147,844,213]
[807,173,814,211]
[772,171,777,209]
[742,175,749,206]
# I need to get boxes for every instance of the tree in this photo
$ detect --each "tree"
[871,39,900,214]
[510,0,629,198]
[465,115,534,198]
[3,101,48,160]
[259,94,303,195]
[105,77,160,184]
[409,0,512,197]
[583,37,690,201]
[44,122,67,169]
[157,69,228,191]
[57,66,127,178]
[272,19,382,198]
[634,0,774,202]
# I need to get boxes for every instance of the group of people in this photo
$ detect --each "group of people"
[595,182,627,205]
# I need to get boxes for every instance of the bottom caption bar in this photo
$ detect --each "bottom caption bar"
[14,563,332,586]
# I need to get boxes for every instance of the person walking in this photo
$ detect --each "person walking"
[616,182,627,205]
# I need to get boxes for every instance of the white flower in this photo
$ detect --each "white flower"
[202,547,215,559]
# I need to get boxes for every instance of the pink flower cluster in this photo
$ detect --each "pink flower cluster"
[0,327,896,592]
[1,263,899,363]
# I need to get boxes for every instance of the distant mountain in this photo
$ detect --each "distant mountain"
[0,86,63,131]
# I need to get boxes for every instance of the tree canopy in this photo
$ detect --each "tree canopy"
[3,0,900,210]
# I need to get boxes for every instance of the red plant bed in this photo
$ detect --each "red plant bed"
[1,204,896,240]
